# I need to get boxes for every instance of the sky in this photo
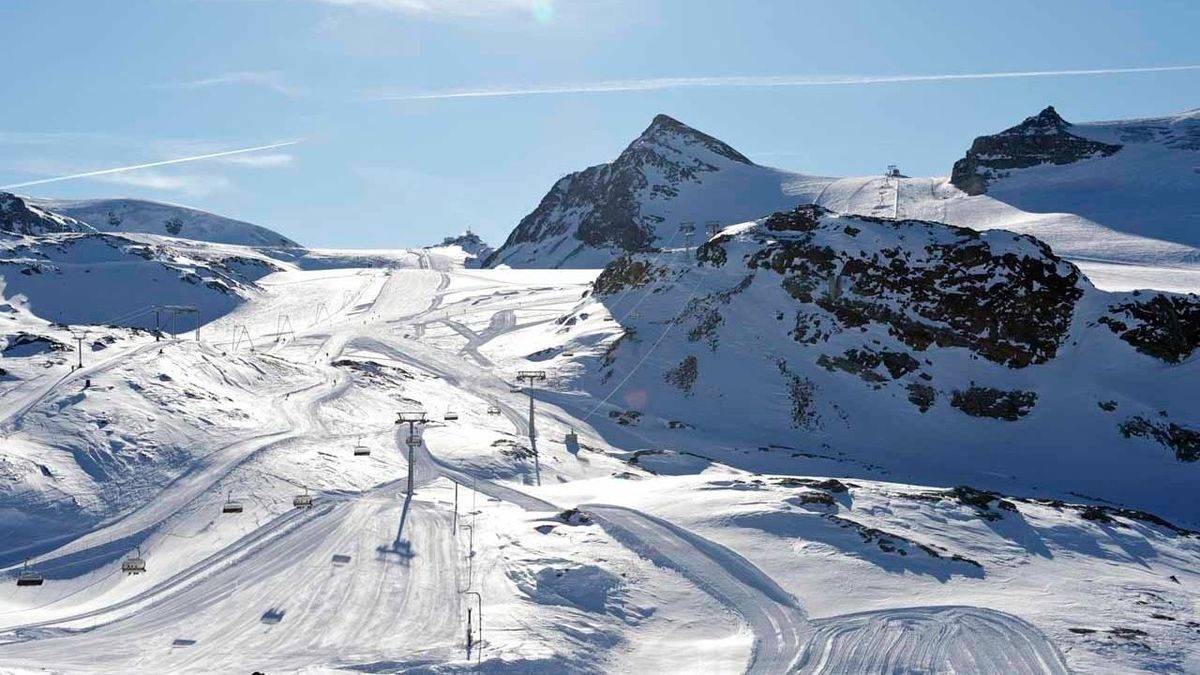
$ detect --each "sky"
[3,0,1198,248]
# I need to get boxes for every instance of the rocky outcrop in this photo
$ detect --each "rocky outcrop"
[738,205,1083,368]
[950,106,1123,195]
[950,387,1038,421]
[1099,292,1200,363]
[0,193,90,236]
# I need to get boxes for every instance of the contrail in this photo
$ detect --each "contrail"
[370,64,1200,101]
[1,140,301,190]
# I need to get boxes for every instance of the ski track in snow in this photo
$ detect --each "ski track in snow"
[796,606,1070,675]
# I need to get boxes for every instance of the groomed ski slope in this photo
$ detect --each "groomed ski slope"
[0,250,1170,673]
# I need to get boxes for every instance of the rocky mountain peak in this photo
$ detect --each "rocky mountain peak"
[1018,106,1071,134]
[484,114,799,269]
[621,114,756,167]
[950,106,1123,195]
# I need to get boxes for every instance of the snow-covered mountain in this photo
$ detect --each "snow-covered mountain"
[429,230,494,268]
[485,114,809,269]
[569,204,1199,524]
[28,197,300,248]
[948,106,1200,249]
[0,229,282,328]
[0,192,93,236]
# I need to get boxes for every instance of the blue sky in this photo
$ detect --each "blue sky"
[3,0,1198,248]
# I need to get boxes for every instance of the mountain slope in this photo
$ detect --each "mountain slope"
[0,230,282,327]
[28,197,300,248]
[1,192,93,236]
[485,114,811,269]
[568,205,1200,525]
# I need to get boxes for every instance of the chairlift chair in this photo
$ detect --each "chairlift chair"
[122,549,147,575]
[562,351,575,357]
[16,561,44,587]
[509,385,524,393]
[444,410,459,421]
[486,404,501,415]
[565,428,579,445]
[222,491,244,514]
[293,486,314,509]
[353,437,370,457]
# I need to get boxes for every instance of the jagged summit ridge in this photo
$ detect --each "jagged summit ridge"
[485,114,803,269]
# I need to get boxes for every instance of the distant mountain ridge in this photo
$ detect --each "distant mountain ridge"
[485,114,807,269]
[28,197,299,248]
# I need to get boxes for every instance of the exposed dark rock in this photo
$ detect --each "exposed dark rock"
[907,383,937,413]
[950,387,1037,421]
[664,355,699,395]
[1119,416,1200,462]
[733,205,1083,368]
[950,106,1123,195]
[592,255,665,295]
[1099,292,1200,363]
[817,347,919,383]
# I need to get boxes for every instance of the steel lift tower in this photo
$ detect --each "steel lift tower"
[395,410,428,496]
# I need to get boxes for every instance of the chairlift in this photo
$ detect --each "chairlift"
[15,560,44,587]
[222,491,244,514]
[293,486,314,509]
[486,404,501,415]
[122,548,147,575]
[565,428,579,445]
[444,410,459,421]
[354,437,370,457]
[406,433,422,447]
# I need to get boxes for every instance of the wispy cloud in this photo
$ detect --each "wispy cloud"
[0,141,301,191]
[368,64,1200,101]
[165,70,303,97]
[218,152,295,167]
[91,170,233,198]
[319,0,549,17]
